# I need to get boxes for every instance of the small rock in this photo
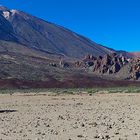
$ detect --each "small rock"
[77,135,84,138]
[81,123,85,127]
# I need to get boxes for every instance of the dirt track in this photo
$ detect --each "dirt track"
[0,93,140,140]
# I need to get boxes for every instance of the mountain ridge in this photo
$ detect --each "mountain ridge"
[0,5,115,58]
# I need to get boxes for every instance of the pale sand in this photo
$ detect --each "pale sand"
[0,93,140,140]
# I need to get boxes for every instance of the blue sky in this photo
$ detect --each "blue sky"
[0,0,140,52]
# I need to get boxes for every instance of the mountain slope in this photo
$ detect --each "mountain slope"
[128,52,140,58]
[0,6,114,58]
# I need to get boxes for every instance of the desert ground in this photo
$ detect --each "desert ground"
[0,92,140,140]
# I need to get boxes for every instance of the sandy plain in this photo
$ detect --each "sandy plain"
[0,92,140,140]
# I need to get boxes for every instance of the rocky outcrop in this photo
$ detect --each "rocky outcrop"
[82,53,128,74]
[59,59,70,68]
[80,53,140,80]
[129,58,140,80]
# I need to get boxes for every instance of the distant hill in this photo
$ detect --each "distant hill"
[128,52,140,58]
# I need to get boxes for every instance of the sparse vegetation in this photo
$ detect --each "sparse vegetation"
[0,86,140,94]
